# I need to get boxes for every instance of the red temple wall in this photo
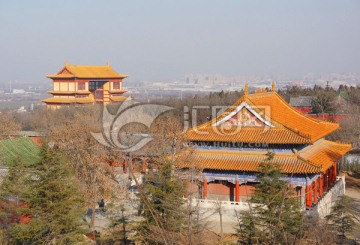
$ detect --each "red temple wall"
[206,181,256,197]
[207,181,234,196]
[239,184,255,197]
[29,136,43,147]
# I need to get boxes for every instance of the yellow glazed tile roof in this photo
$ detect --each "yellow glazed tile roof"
[185,127,310,144]
[178,149,321,174]
[184,91,339,144]
[48,90,91,95]
[177,140,351,174]
[41,97,94,104]
[109,89,128,94]
[47,63,128,79]
[246,92,339,142]
[298,140,352,172]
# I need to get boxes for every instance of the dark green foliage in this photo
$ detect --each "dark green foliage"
[237,152,303,244]
[0,146,87,244]
[0,159,28,233]
[136,160,187,244]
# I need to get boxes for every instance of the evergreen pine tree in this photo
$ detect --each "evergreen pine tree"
[0,158,29,242]
[136,159,187,244]
[238,152,303,244]
[1,147,87,244]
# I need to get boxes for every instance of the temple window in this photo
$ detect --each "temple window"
[89,81,106,91]
[113,82,120,90]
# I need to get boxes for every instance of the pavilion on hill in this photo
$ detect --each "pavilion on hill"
[179,83,351,208]
[42,63,130,108]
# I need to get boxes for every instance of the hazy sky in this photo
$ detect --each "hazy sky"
[0,0,359,85]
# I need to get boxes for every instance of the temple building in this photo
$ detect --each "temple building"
[42,63,130,108]
[180,83,351,208]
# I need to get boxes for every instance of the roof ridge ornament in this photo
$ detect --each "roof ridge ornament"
[272,82,276,92]
[244,83,249,95]
[212,101,274,127]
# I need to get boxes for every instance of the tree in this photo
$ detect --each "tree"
[327,196,356,244]
[0,159,29,243]
[299,214,337,244]
[136,158,188,244]
[311,88,337,114]
[47,106,124,234]
[328,106,360,150]
[237,152,303,244]
[0,112,20,137]
[0,147,87,244]
[348,86,360,105]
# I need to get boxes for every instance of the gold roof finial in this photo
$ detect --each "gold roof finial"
[271,82,276,92]
[64,61,69,66]
[244,83,249,95]
[107,62,110,67]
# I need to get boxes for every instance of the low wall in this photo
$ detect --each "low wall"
[195,198,250,213]
[315,175,345,218]
[186,198,254,233]
[186,177,346,233]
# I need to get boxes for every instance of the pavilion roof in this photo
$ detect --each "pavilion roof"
[41,97,94,104]
[177,140,351,174]
[184,85,339,144]
[178,149,320,174]
[47,63,128,79]
[185,127,311,144]
[298,140,352,172]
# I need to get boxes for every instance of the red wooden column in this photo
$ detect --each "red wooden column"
[203,178,208,199]
[319,175,323,198]
[313,180,318,204]
[235,180,240,202]
[333,163,337,183]
[328,167,333,187]
[306,185,312,207]
[324,172,328,192]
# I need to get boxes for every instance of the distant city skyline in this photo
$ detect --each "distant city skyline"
[0,0,359,85]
